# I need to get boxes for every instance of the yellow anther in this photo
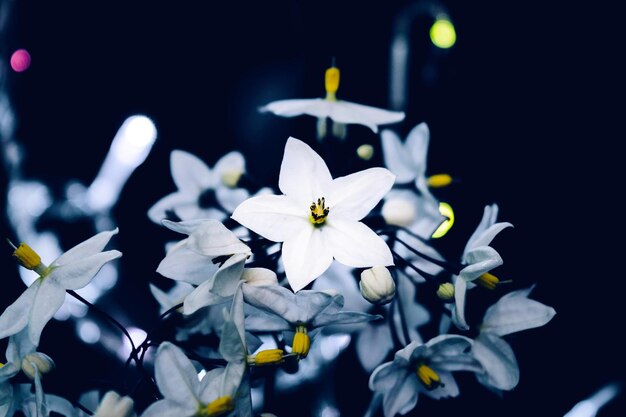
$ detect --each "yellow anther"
[325,67,340,101]
[0,363,4,368]
[309,197,330,226]
[197,396,234,417]
[248,349,285,366]
[427,174,453,188]
[432,202,455,239]
[221,169,243,188]
[292,325,310,359]
[436,282,454,301]
[12,243,48,276]
[476,272,500,290]
[416,364,441,390]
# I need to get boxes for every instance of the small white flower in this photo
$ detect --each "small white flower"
[148,150,249,223]
[232,137,394,292]
[260,66,404,135]
[369,335,482,417]
[92,391,136,417]
[0,229,121,346]
[473,287,556,391]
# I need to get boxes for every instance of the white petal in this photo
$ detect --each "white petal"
[0,282,39,341]
[157,243,219,286]
[471,222,513,249]
[52,228,119,267]
[422,371,460,399]
[161,219,211,235]
[383,371,419,417]
[214,151,245,176]
[474,333,519,390]
[28,279,66,346]
[404,122,430,179]
[460,246,503,282]
[396,272,430,342]
[141,399,195,417]
[426,334,474,355]
[231,194,309,242]
[356,324,393,372]
[481,288,556,336]
[380,129,417,184]
[330,101,405,133]
[327,168,395,221]
[170,150,213,193]
[259,98,330,118]
[52,250,122,290]
[282,227,333,292]
[197,368,227,403]
[209,253,247,297]
[186,220,250,257]
[215,186,249,213]
[183,280,229,315]
[324,219,393,268]
[369,361,399,392]
[278,137,333,206]
[154,342,199,404]
[148,192,198,224]
[452,277,470,331]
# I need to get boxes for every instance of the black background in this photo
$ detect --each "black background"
[1,0,622,416]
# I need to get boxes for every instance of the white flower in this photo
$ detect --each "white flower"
[0,229,121,346]
[92,391,136,417]
[148,150,249,223]
[260,66,404,134]
[473,287,556,391]
[232,137,394,291]
[0,329,36,382]
[452,204,513,330]
[369,335,482,417]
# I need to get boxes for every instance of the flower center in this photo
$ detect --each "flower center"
[197,396,234,417]
[416,364,442,390]
[247,349,285,366]
[310,197,330,226]
[221,169,243,188]
[427,173,453,188]
[476,272,500,290]
[325,66,340,101]
[198,188,217,209]
[292,325,310,359]
[12,242,49,277]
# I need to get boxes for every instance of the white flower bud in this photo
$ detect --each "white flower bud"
[242,267,278,287]
[21,352,55,380]
[360,266,396,305]
[93,391,136,417]
[356,144,374,160]
[437,282,455,301]
[382,197,417,227]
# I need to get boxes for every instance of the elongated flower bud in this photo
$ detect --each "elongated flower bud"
[360,266,396,305]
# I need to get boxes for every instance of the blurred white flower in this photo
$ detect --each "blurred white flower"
[232,137,394,291]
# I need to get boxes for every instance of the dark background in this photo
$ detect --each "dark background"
[1,0,622,416]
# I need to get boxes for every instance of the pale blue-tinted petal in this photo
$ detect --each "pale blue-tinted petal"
[51,250,122,290]
[242,285,296,324]
[234,373,252,417]
[52,228,119,267]
[162,219,213,235]
[383,371,419,417]
[150,282,194,313]
[396,272,430,343]
[213,151,246,178]
[170,150,213,193]
[209,253,248,298]
[215,187,249,214]
[183,280,229,315]
[0,282,39,341]
[425,334,473,356]
[154,342,199,405]
[141,399,195,417]
[395,340,426,362]
[259,98,330,118]
[452,277,470,331]
[329,101,405,133]
[148,192,198,224]
[324,219,393,268]
[46,395,79,417]
[186,220,250,257]
[278,137,333,207]
[282,226,333,292]
[327,168,395,221]
[464,204,499,252]
[404,122,430,179]
[429,355,483,373]
[460,246,503,282]
[197,368,226,403]
[474,333,519,390]
[422,371,459,400]
[313,311,381,329]
[7,328,36,363]
[231,194,309,243]
[369,361,399,392]
[28,279,66,346]
[296,290,339,321]
[380,129,416,183]
[157,242,219,286]
[481,288,556,336]
[356,324,393,372]
[244,312,290,332]
[470,222,513,250]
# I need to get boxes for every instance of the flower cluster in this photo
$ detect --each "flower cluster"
[0,66,555,417]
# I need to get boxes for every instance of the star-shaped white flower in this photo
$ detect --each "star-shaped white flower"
[232,137,395,291]
[0,229,121,346]
[260,67,404,134]
[148,150,249,224]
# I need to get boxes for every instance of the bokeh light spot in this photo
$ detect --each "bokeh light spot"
[430,18,456,49]
[10,49,31,72]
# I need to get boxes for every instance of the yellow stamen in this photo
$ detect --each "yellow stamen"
[476,272,500,290]
[427,174,453,188]
[12,242,48,276]
[292,325,310,359]
[0,362,4,368]
[221,169,243,188]
[247,349,285,366]
[310,197,330,225]
[432,202,455,239]
[197,396,234,417]
[325,67,340,101]
[416,364,441,390]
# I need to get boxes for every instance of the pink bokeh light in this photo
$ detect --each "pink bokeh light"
[10,49,31,72]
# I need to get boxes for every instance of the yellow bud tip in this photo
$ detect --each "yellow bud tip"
[199,396,235,417]
[432,202,455,239]
[436,282,454,301]
[249,349,285,366]
[292,325,311,358]
[417,364,441,390]
[430,18,456,49]
[356,144,374,160]
[12,242,43,271]
[427,174,453,188]
[476,272,500,290]
[325,67,340,100]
